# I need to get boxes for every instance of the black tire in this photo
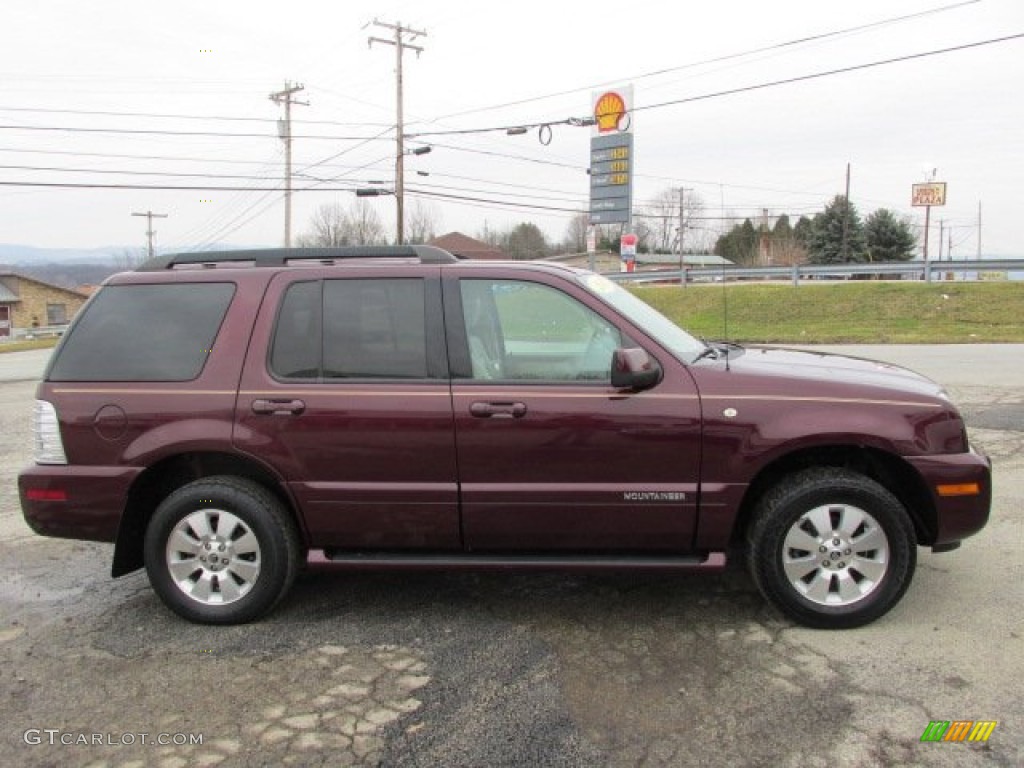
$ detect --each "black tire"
[144,476,300,624]
[747,468,917,629]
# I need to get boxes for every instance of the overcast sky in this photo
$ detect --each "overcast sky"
[1,0,1022,257]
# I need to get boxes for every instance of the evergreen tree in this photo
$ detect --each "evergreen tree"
[865,208,916,262]
[713,219,758,265]
[793,215,814,248]
[773,214,792,239]
[808,196,867,264]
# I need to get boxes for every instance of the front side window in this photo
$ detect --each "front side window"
[48,283,235,381]
[460,279,621,382]
[271,278,428,380]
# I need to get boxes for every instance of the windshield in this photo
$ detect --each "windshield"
[577,273,705,364]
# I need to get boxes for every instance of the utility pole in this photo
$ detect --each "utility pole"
[131,210,168,259]
[840,162,851,262]
[977,200,982,259]
[269,81,308,248]
[938,219,945,261]
[678,187,691,281]
[369,19,425,245]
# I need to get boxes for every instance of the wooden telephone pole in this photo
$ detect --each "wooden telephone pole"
[369,20,426,245]
[269,81,308,248]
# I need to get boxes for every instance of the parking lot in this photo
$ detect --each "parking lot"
[1,345,1021,767]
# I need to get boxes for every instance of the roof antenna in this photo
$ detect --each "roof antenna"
[721,259,730,371]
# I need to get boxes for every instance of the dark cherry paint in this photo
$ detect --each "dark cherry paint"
[19,258,990,584]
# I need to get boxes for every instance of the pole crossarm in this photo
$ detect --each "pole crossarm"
[131,210,168,259]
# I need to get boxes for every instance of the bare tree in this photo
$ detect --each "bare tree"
[563,212,590,253]
[297,203,352,247]
[642,188,706,253]
[405,199,441,244]
[347,199,387,245]
[297,200,387,247]
[112,247,147,271]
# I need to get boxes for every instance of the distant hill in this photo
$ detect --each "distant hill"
[0,243,266,289]
[0,244,129,265]
[0,242,261,265]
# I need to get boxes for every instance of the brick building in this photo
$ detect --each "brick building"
[0,273,90,339]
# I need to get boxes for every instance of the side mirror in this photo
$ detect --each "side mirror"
[611,347,661,391]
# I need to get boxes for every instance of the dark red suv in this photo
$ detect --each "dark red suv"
[19,246,991,627]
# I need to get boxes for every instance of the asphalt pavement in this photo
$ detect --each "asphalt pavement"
[1,345,1020,767]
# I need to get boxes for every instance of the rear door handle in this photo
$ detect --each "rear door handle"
[251,398,306,415]
[469,401,527,419]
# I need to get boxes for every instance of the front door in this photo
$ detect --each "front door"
[445,270,703,553]
[234,267,460,550]
[0,305,9,337]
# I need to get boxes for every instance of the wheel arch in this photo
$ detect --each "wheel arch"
[112,451,301,577]
[732,445,937,549]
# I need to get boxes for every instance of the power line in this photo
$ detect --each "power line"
[0,145,296,167]
[0,104,390,128]
[0,123,387,141]
[418,0,981,123]
[0,163,286,181]
[409,32,1024,141]
[634,33,1024,116]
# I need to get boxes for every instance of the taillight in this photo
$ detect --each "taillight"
[33,400,67,465]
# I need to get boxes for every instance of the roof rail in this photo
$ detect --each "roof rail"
[137,245,458,271]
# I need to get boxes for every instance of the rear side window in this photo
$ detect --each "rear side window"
[270,278,428,380]
[48,283,235,382]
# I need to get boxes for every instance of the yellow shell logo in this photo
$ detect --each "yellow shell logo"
[595,91,627,133]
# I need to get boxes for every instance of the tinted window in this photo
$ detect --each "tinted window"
[270,278,428,380]
[461,279,621,381]
[49,283,234,382]
[270,281,322,379]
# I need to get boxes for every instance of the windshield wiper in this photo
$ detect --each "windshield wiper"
[692,339,720,363]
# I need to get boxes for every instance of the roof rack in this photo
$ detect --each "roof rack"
[137,245,458,271]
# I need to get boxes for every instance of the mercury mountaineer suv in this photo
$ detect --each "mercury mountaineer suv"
[19,246,991,628]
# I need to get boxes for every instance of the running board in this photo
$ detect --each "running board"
[307,550,727,572]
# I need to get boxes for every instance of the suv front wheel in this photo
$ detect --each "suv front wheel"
[747,468,917,629]
[144,476,300,624]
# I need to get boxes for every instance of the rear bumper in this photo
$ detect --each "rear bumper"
[18,463,142,543]
[906,446,992,548]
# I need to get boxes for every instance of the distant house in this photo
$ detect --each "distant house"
[429,232,506,260]
[0,273,90,339]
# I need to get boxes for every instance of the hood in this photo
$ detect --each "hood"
[719,345,949,401]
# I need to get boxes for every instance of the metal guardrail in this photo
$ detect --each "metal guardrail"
[601,258,1024,285]
[7,325,66,341]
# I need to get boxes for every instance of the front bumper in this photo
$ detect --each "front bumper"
[906,446,992,548]
[18,463,143,543]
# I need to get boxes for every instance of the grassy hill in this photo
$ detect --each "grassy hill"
[630,281,1024,343]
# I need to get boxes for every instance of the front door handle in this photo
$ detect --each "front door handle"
[251,398,306,416]
[469,401,527,419]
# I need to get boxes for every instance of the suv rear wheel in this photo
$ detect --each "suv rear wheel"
[747,468,917,629]
[144,476,300,624]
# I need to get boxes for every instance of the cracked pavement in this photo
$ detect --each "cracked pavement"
[1,345,1021,767]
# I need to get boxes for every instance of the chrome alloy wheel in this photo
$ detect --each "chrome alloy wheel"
[781,503,891,606]
[165,508,262,605]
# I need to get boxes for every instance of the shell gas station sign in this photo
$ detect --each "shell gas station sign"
[589,85,634,226]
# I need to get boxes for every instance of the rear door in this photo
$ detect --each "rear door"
[444,267,703,552]
[234,266,460,550]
